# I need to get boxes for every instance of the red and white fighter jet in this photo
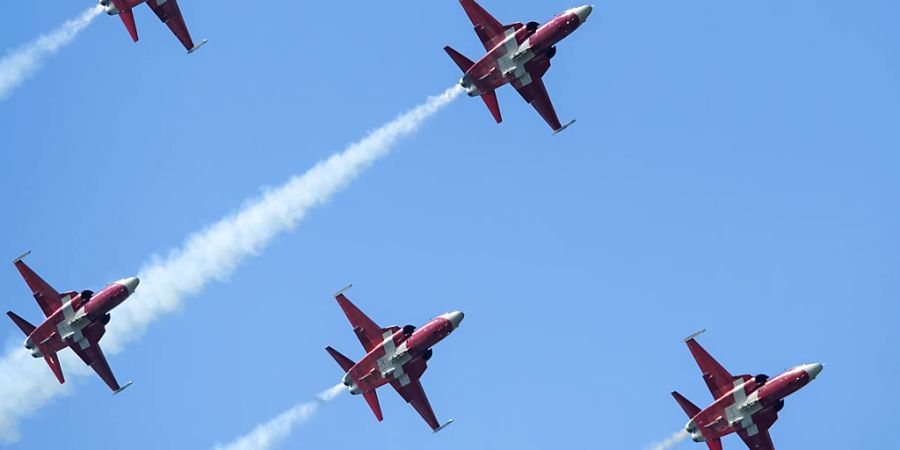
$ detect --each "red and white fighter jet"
[672,330,824,450]
[6,252,139,394]
[325,286,464,432]
[445,0,593,134]
[99,0,207,53]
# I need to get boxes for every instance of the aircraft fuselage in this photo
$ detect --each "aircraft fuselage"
[25,278,138,357]
[343,312,464,394]
[462,6,592,96]
[686,364,824,443]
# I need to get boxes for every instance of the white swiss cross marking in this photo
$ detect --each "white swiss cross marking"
[723,379,763,436]
[495,28,534,88]
[55,297,90,350]
[376,330,412,386]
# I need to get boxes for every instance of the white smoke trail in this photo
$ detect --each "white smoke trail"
[0,86,462,444]
[0,5,104,101]
[645,429,689,450]
[212,384,345,450]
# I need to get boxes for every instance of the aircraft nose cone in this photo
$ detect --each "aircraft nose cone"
[804,363,824,380]
[119,277,140,294]
[441,311,465,329]
[573,5,593,23]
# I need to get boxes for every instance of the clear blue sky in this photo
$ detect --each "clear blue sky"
[1,0,898,448]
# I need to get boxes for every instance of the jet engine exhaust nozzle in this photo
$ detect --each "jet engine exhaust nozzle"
[459,76,480,97]
[99,0,119,15]
[342,373,362,395]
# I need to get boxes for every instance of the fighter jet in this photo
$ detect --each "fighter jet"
[672,330,824,450]
[99,0,207,53]
[6,252,139,394]
[325,286,464,432]
[444,0,592,134]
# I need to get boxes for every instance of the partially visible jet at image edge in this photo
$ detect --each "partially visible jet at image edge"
[99,0,207,54]
[6,251,139,394]
[445,0,593,134]
[673,329,824,450]
[325,286,464,432]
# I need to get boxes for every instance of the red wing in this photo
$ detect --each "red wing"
[335,292,384,352]
[513,76,563,132]
[737,428,776,450]
[146,0,199,52]
[684,332,735,400]
[70,337,125,393]
[14,258,62,317]
[459,0,506,50]
[390,377,442,431]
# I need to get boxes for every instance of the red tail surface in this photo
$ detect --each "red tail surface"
[481,90,502,123]
[118,8,139,42]
[363,390,383,422]
[444,46,475,72]
[44,353,65,384]
[671,391,701,418]
[705,439,723,450]
[6,311,36,336]
[325,346,355,372]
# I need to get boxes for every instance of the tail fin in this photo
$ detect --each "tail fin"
[44,352,65,384]
[119,9,139,42]
[481,90,502,123]
[363,390,383,421]
[444,46,475,72]
[325,346,355,372]
[6,311,36,336]
[671,391,701,418]
[7,312,64,384]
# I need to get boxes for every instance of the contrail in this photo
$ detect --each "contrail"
[0,5,104,101]
[0,85,462,444]
[645,429,689,450]
[213,384,345,450]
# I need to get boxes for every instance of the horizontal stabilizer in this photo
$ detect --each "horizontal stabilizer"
[325,346,356,373]
[671,391,701,418]
[444,46,475,73]
[119,9,139,42]
[44,353,65,384]
[706,439,723,450]
[6,311,36,336]
[481,90,502,124]
[363,390,383,421]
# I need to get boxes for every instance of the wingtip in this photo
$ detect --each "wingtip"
[434,419,455,433]
[113,381,134,395]
[187,38,208,54]
[334,284,353,298]
[12,251,31,265]
[552,120,577,135]
[683,329,706,342]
